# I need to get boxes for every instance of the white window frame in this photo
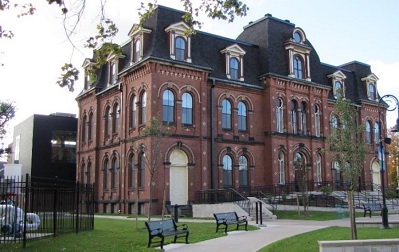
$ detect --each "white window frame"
[165,22,192,63]
[361,73,379,101]
[285,28,311,81]
[328,70,347,99]
[128,25,152,64]
[220,44,246,81]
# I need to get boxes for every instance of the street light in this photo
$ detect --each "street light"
[378,94,399,229]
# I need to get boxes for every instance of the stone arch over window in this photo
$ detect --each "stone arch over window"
[164,142,195,168]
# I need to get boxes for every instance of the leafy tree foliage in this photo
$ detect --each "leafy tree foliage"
[0,100,16,156]
[325,91,367,240]
[1,0,248,91]
[388,132,399,188]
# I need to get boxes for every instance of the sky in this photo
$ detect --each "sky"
[1,0,399,148]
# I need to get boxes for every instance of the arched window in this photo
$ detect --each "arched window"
[140,91,147,124]
[128,153,135,188]
[335,81,343,98]
[239,155,248,187]
[182,92,193,125]
[82,115,87,143]
[88,113,93,141]
[223,155,233,187]
[290,100,298,134]
[366,120,372,144]
[163,89,175,124]
[111,157,118,189]
[331,115,338,140]
[103,158,109,190]
[222,99,232,130]
[112,103,119,134]
[80,163,85,184]
[230,57,239,80]
[87,162,91,185]
[138,152,145,188]
[278,151,285,184]
[237,102,247,131]
[105,106,111,137]
[175,37,186,61]
[375,121,380,144]
[294,152,306,169]
[369,83,376,100]
[293,56,303,79]
[130,96,137,129]
[300,101,307,135]
[314,104,321,137]
[316,154,322,183]
[276,98,284,133]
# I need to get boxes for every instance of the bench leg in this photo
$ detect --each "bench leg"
[224,224,228,233]
[160,237,165,250]
[147,237,151,248]
[185,231,189,244]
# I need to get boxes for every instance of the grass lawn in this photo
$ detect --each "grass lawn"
[259,226,399,252]
[1,217,258,252]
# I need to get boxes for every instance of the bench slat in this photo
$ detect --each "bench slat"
[145,219,189,249]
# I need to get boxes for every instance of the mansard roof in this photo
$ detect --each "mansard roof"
[79,5,376,105]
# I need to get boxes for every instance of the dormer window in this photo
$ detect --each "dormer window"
[328,70,347,99]
[361,73,379,101]
[165,22,192,63]
[220,44,246,81]
[128,24,152,64]
[175,37,186,61]
[82,59,96,90]
[285,28,311,81]
[106,54,125,86]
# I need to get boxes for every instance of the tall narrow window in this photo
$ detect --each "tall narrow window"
[81,163,85,184]
[331,115,338,140]
[366,120,372,144]
[290,100,298,134]
[333,161,341,188]
[105,106,111,137]
[300,101,307,135]
[375,121,380,144]
[88,113,93,141]
[239,156,248,187]
[223,155,233,188]
[314,104,321,137]
[335,81,343,98]
[222,99,232,130]
[138,153,145,187]
[103,159,109,190]
[162,89,174,124]
[276,98,284,133]
[109,61,116,84]
[237,102,247,131]
[316,154,322,183]
[130,96,137,129]
[278,151,285,184]
[293,56,303,79]
[87,162,91,185]
[112,103,119,134]
[111,157,118,189]
[140,92,147,124]
[230,57,239,80]
[182,92,193,125]
[369,83,376,100]
[82,115,87,143]
[175,37,186,61]
[133,39,140,62]
[128,154,135,188]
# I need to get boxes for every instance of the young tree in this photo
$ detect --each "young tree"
[294,152,310,215]
[325,91,367,240]
[135,117,169,221]
[0,100,16,156]
[1,0,249,92]
[388,132,399,188]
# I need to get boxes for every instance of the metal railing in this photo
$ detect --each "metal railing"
[0,174,94,247]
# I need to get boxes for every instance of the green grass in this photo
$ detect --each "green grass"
[259,226,399,252]
[1,217,258,252]
[272,210,366,221]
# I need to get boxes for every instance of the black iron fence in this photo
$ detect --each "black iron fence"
[0,174,94,247]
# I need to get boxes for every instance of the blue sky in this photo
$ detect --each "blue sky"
[0,0,398,147]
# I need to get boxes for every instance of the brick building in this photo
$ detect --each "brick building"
[76,6,387,214]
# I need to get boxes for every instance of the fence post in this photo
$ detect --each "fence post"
[75,181,80,233]
[53,176,58,238]
[255,201,259,224]
[22,174,29,248]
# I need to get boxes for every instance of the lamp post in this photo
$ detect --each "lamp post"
[378,94,399,229]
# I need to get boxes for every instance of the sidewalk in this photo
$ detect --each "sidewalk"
[163,215,398,252]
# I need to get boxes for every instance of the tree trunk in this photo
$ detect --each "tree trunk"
[348,190,357,239]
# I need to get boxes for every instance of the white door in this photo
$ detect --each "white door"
[169,150,188,205]
[372,161,381,186]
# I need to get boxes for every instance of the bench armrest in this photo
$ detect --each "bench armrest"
[150,228,163,235]
[177,224,189,230]
[238,216,247,221]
